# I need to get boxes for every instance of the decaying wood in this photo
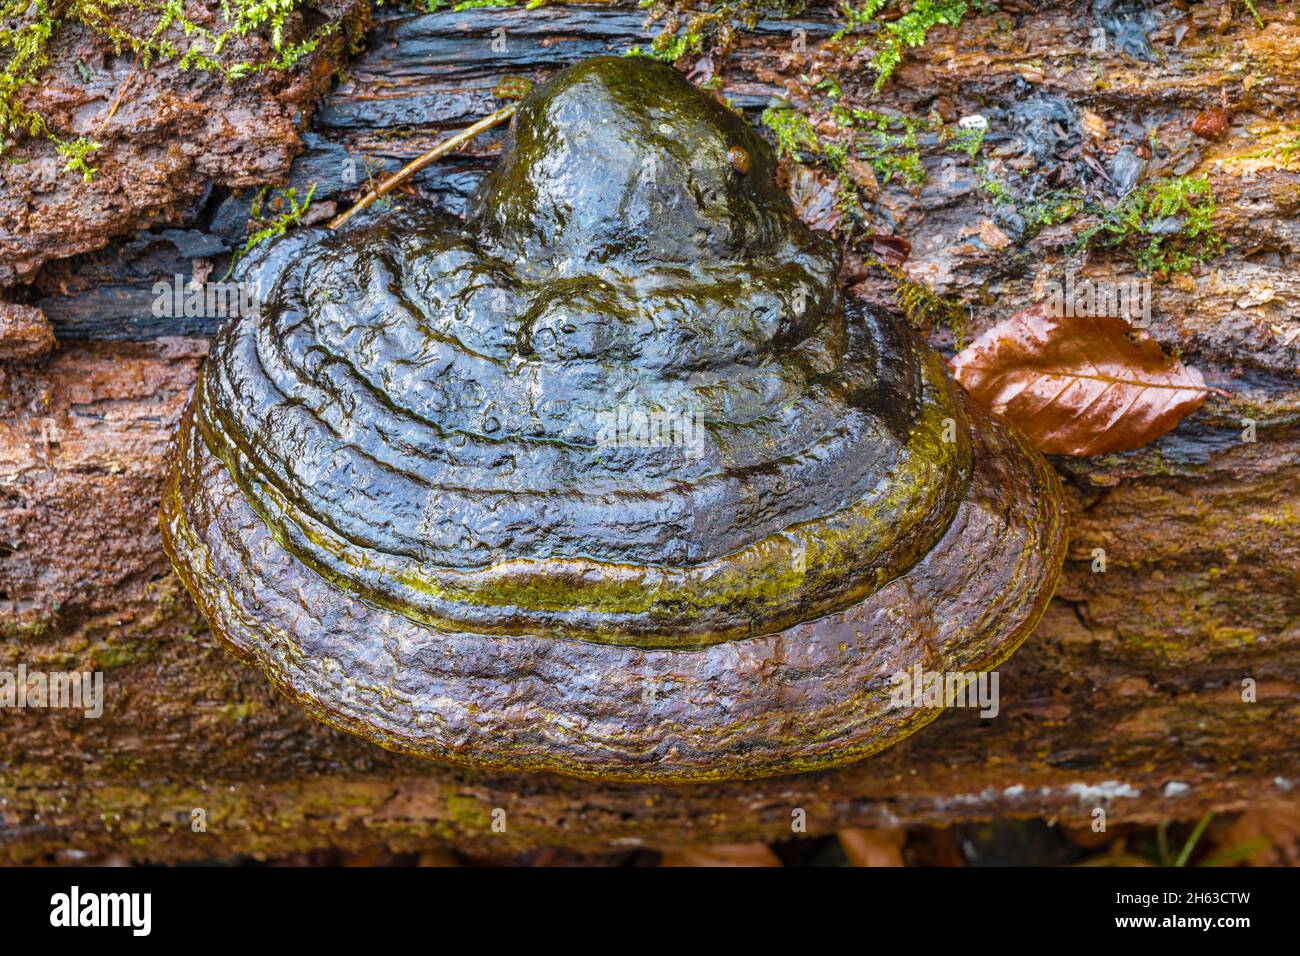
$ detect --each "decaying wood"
[0,340,1297,862]
[0,305,54,361]
[2,1,1299,862]
[0,0,371,289]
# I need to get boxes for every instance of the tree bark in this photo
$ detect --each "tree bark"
[2,1,1298,862]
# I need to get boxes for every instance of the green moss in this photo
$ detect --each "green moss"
[627,29,697,63]
[0,615,50,640]
[223,181,317,278]
[1077,175,1224,275]
[834,0,974,92]
[425,0,547,11]
[1249,506,1298,528]
[1269,136,1298,162]
[834,105,935,186]
[979,176,1012,203]
[53,133,101,180]
[1238,124,1300,165]
[979,170,1085,238]
[220,700,259,721]
[1021,186,1084,235]
[978,171,1223,274]
[761,105,821,160]
[445,794,492,828]
[763,98,985,229]
[763,103,932,189]
[1,0,339,180]
[0,763,568,862]
[883,262,969,345]
[761,92,984,344]
[627,0,806,63]
[946,122,984,158]
[90,638,152,670]
[0,0,102,178]
[625,0,976,88]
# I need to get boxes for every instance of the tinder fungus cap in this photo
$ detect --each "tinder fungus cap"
[161,56,1068,782]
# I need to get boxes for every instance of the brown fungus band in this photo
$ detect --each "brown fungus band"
[162,57,1067,782]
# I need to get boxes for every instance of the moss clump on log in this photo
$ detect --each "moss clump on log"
[0,0,348,179]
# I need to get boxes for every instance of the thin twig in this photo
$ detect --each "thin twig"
[328,105,516,230]
[96,54,140,135]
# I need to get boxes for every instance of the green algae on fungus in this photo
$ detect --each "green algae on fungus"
[161,56,1067,782]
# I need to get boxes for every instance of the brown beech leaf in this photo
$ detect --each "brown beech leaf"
[950,304,1209,456]
[660,843,782,867]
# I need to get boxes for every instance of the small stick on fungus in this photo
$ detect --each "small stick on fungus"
[329,105,517,231]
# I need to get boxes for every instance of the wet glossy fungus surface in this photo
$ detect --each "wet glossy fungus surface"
[162,56,1067,781]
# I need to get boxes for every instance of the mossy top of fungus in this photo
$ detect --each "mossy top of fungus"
[162,56,1067,782]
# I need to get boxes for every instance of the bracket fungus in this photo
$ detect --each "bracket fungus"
[161,57,1067,782]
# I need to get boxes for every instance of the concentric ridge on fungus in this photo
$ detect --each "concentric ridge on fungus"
[161,56,1068,782]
